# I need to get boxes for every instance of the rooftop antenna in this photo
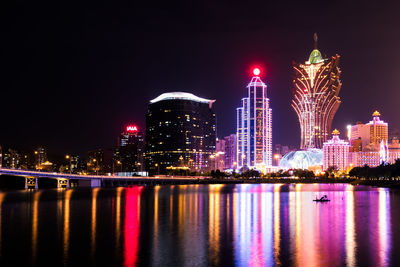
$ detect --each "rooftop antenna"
[313,33,318,49]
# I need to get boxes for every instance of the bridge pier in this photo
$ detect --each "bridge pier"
[57,178,70,189]
[25,176,38,189]
[90,178,101,188]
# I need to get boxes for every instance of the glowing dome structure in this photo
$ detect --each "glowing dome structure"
[279,149,323,170]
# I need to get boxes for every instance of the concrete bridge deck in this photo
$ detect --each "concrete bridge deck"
[0,168,203,189]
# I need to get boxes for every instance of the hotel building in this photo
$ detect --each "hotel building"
[350,111,388,151]
[323,129,350,171]
[292,34,342,149]
[348,111,399,168]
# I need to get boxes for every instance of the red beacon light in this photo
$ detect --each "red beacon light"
[253,68,261,76]
[126,125,138,132]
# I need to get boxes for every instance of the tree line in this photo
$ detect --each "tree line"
[349,159,400,179]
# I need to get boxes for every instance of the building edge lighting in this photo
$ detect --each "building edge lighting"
[150,92,215,107]
[291,33,342,149]
[236,67,273,172]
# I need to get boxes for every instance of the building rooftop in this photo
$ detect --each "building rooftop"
[150,92,215,105]
[372,110,381,117]
[247,77,267,88]
[307,49,324,64]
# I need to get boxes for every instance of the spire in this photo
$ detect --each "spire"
[314,33,318,49]
[332,129,340,135]
[308,33,323,64]
[372,110,381,117]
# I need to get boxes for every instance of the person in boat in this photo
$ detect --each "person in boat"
[318,195,328,201]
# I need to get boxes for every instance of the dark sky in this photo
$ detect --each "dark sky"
[2,0,400,156]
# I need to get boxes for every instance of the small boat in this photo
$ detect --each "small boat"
[313,195,330,202]
[313,199,330,202]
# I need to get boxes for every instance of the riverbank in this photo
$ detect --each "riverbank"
[199,177,400,189]
[350,179,400,188]
[197,177,357,184]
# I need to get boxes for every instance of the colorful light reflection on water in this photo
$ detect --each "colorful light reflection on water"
[0,184,398,266]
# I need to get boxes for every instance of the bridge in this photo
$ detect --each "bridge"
[0,168,203,189]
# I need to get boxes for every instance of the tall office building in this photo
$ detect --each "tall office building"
[236,68,272,171]
[118,125,143,147]
[292,34,342,149]
[323,129,350,171]
[145,92,216,175]
[114,125,145,174]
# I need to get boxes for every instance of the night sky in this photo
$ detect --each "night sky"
[3,1,400,156]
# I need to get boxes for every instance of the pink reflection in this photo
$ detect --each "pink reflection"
[378,188,391,267]
[124,186,144,267]
[345,185,356,267]
[233,185,274,266]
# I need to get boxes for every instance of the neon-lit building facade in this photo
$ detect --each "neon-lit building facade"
[145,92,216,175]
[348,111,400,168]
[292,34,342,149]
[350,111,388,151]
[236,68,272,170]
[279,149,323,170]
[323,129,350,171]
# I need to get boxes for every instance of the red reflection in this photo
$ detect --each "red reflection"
[124,187,143,267]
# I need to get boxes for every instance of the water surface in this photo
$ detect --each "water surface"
[0,184,399,266]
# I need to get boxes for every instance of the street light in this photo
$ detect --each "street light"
[117,160,122,173]
[92,158,98,175]
[65,155,71,174]
[34,150,39,170]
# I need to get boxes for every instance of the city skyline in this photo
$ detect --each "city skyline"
[2,2,400,267]
[2,2,400,156]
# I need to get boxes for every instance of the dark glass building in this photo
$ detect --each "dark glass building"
[146,92,216,175]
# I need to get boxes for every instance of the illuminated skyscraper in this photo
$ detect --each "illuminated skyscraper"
[292,34,342,149]
[236,68,272,171]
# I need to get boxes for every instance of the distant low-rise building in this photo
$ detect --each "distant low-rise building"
[215,138,226,171]
[224,134,237,170]
[2,149,21,169]
[87,149,113,174]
